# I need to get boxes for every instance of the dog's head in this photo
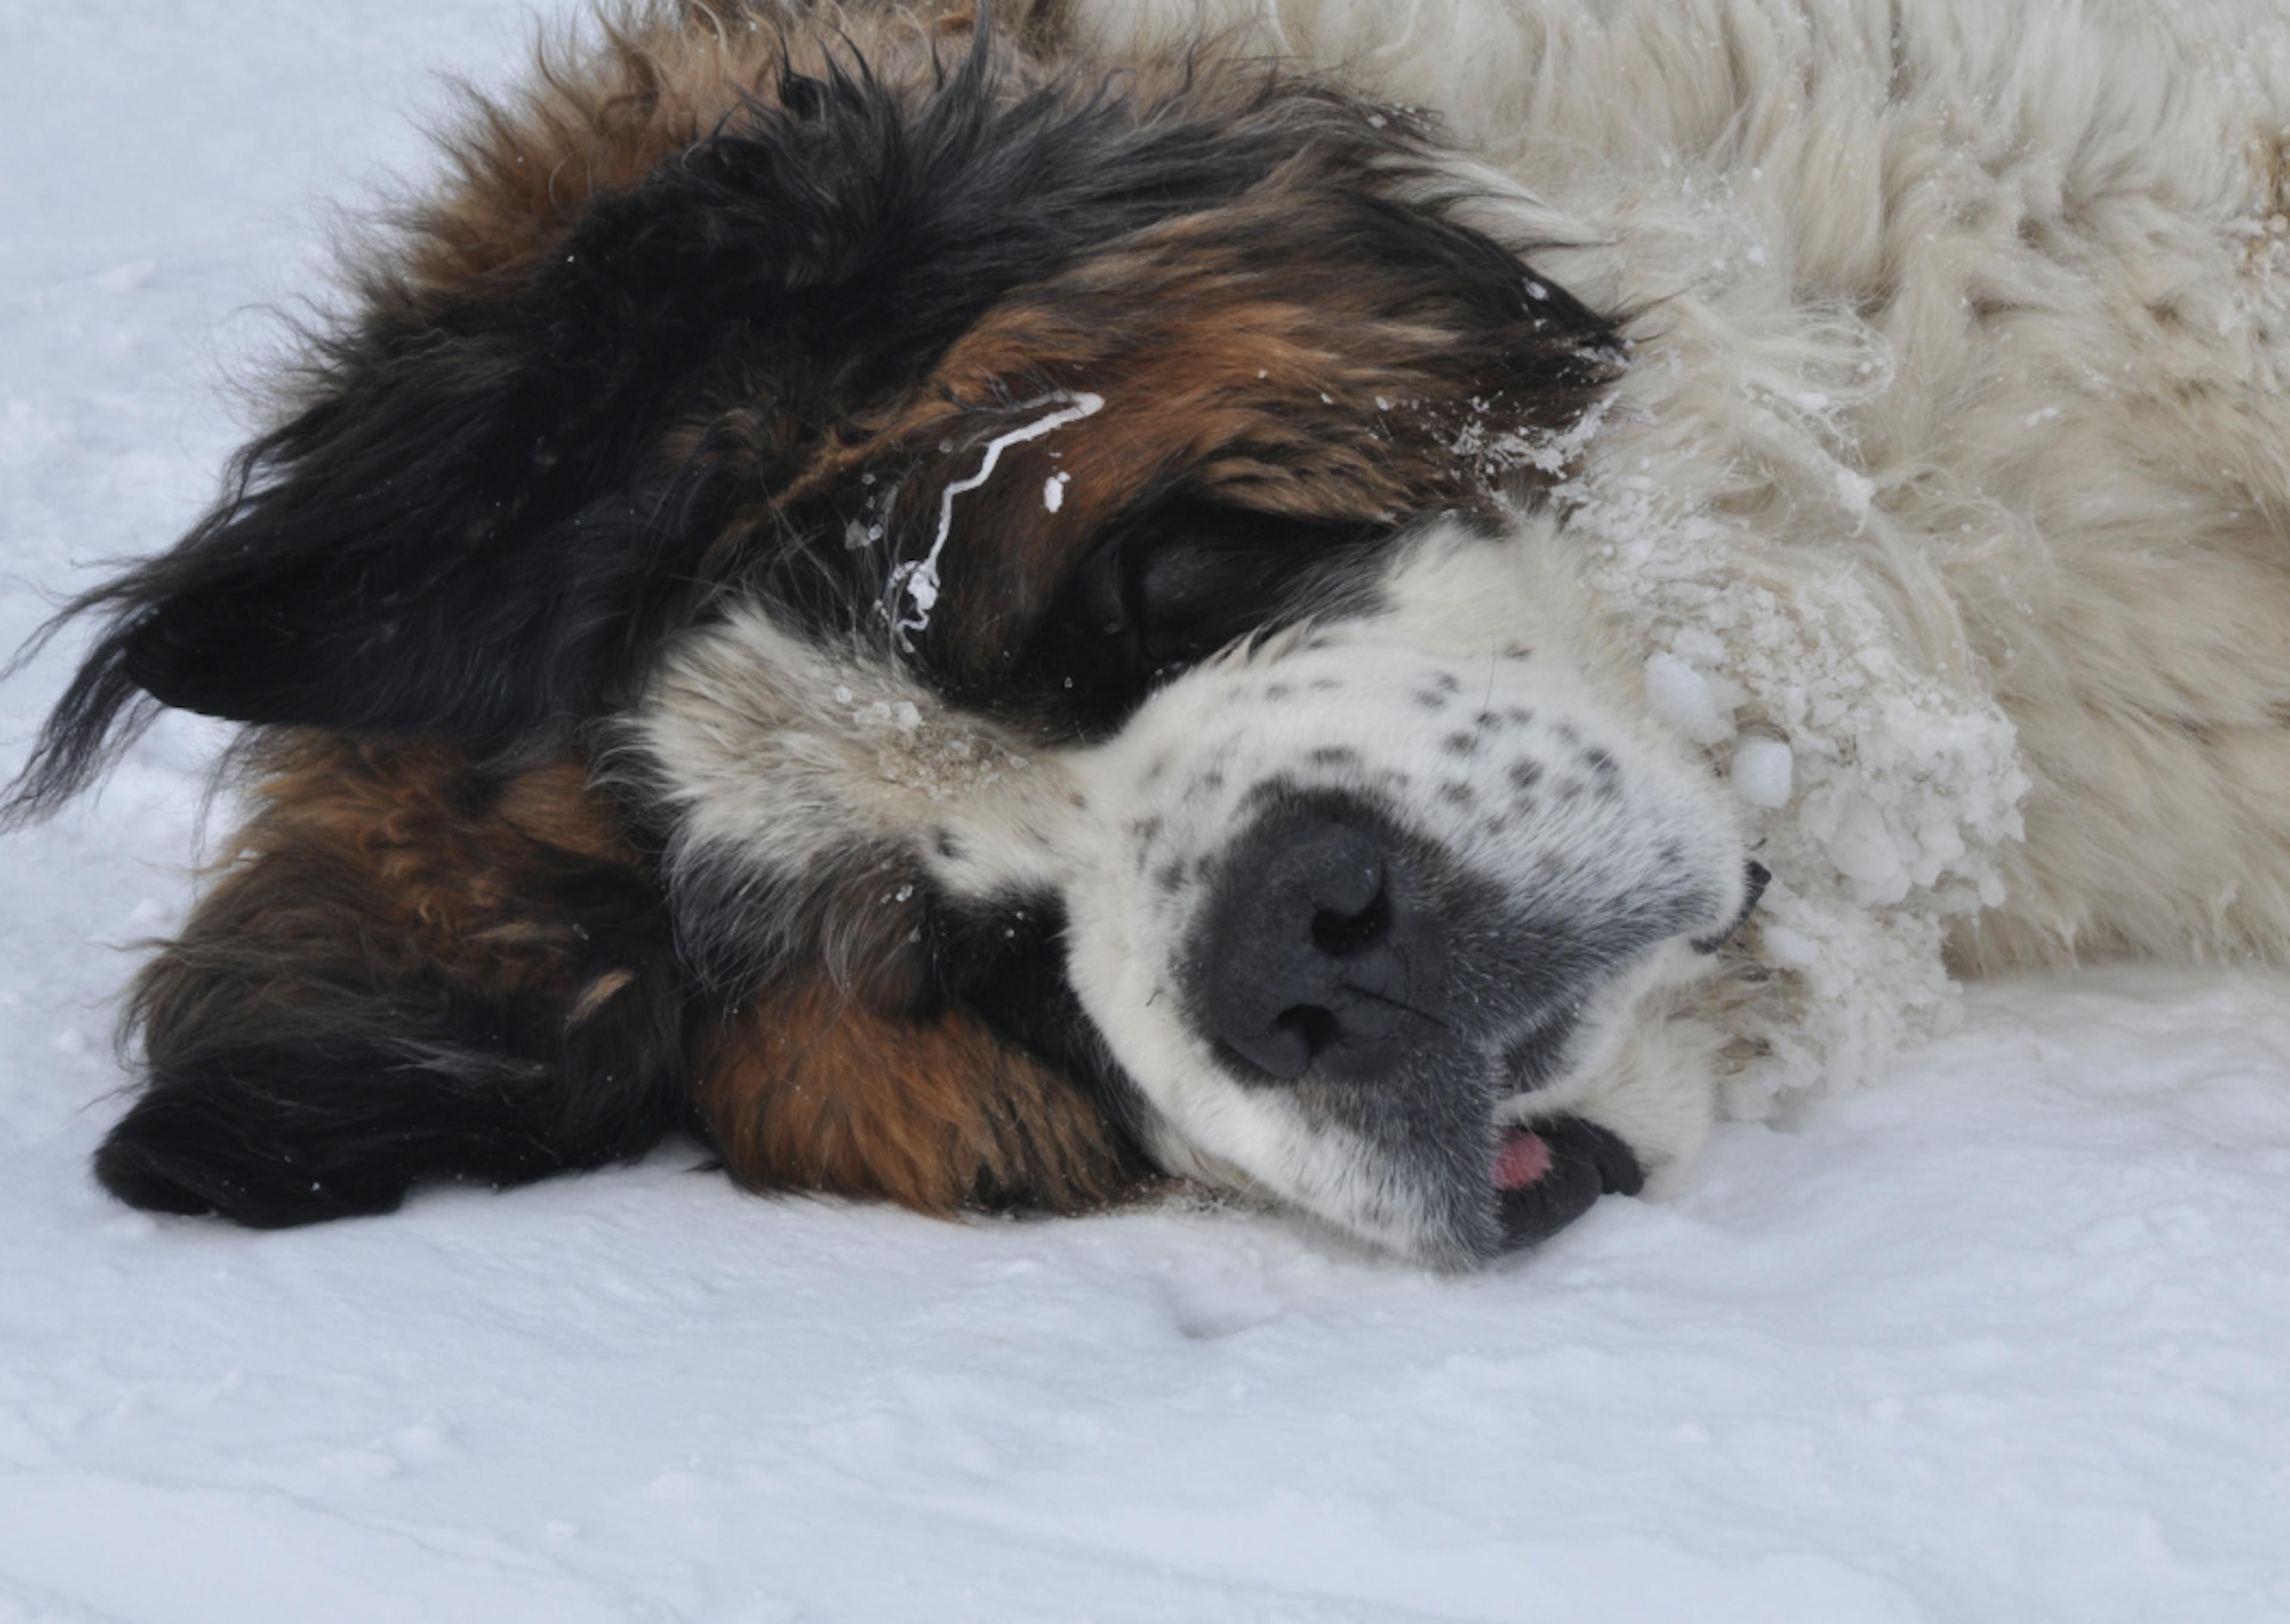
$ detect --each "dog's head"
[17,7,1758,1266]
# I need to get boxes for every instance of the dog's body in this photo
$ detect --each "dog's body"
[11,0,2290,1265]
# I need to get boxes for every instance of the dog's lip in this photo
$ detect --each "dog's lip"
[1490,1114,1645,1251]
[1692,857,1772,953]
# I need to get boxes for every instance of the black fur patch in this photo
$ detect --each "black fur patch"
[917,891,1156,1166]
[105,835,694,1226]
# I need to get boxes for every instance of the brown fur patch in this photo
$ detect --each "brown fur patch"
[236,737,635,983]
[406,3,1040,296]
[127,732,1131,1223]
[377,3,1608,708]
[699,981,1139,1214]
[784,199,1602,677]
[133,736,649,1059]
[98,732,695,1223]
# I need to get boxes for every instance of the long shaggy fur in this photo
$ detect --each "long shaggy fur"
[1084,0,2290,962]
[1084,0,2290,1109]
[10,0,2290,1262]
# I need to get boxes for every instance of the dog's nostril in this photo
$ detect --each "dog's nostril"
[1198,805,1447,1083]
[1286,825,1383,916]
[1310,885,1390,957]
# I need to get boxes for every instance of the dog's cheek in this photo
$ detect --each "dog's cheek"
[695,981,1136,1215]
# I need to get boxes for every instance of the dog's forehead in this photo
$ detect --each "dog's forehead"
[734,200,1613,693]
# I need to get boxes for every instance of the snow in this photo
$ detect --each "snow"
[1642,651,1732,745]
[890,391,1102,644]
[1562,383,2026,1114]
[1729,736,1794,808]
[3,5,2289,1620]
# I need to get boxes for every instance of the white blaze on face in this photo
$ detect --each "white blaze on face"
[629,605,1091,928]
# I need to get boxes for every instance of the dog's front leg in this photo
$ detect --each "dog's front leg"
[95,737,694,1226]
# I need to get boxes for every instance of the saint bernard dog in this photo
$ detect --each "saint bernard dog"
[11,0,2290,1267]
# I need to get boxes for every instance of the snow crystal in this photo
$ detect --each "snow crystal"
[1730,736,1794,807]
[1760,923,1821,967]
[1449,392,1611,482]
[1554,370,2026,1114]
[890,391,1104,645]
[1826,794,1910,902]
[1644,651,1734,745]
[1833,464,1875,522]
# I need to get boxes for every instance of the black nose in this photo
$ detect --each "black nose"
[1198,806,1448,1082]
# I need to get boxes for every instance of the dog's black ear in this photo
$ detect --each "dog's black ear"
[4,21,988,822]
[4,203,739,821]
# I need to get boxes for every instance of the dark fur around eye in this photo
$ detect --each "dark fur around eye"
[986,502,1388,738]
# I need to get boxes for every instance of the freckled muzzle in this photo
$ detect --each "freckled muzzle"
[1174,780,1673,1258]
[1066,617,1757,1265]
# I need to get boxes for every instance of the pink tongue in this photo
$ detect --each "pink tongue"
[1494,1127,1554,1191]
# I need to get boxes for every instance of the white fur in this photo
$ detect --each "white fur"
[1059,526,1750,1256]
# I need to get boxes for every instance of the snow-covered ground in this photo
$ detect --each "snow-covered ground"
[5,5,2289,1620]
